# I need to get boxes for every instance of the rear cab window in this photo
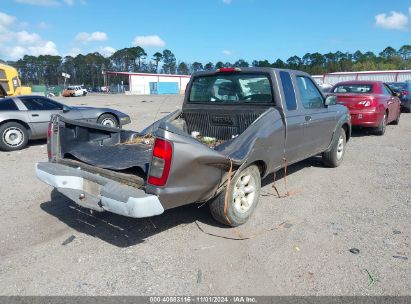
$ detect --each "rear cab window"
[0,98,18,111]
[333,84,373,94]
[189,73,274,104]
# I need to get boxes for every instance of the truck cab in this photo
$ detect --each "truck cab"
[0,63,32,96]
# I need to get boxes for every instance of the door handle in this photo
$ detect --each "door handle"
[31,114,39,117]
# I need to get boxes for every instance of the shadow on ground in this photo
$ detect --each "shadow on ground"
[40,156,322,247]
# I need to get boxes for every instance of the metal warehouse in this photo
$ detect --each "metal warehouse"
[104,71,191,95]
[313,70,411,85]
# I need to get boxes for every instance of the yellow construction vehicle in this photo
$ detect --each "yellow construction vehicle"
[0,63,31,96]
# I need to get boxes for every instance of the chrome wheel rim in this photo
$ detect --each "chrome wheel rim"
[101,118,116,127]
[3,127,24,147]
[336,135,344,160]
[233,173,256,213]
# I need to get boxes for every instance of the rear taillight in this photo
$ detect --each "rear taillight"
[357,98,378,108]
[403,90,408,95]
[47,122,52,139]
[358,100,372,107]
[148,138,173,187]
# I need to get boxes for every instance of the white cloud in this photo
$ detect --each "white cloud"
[0,11,59,60]
[19,21,30,29]
[222,50,232,55]
[38,21,50,29]
[375,11,409,30]
[222,0,232,4]
[75,31,108,43]
[132,35,165,47]
[65,47,81,57]
[0,12,16,31]
[27,41,58,56]
[63,0,74,5]
[99,46,116,57]
[16,31,41,45]
[15,0,59,6]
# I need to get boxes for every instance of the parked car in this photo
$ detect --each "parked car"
[62,87,75,97]
[0,95,131,151]
[330,81,401,135]
[62,85,88,97]
[36,67,351,227]
[386,82,411,113]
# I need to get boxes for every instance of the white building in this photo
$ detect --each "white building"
[313,70,411,86]
[105,71,191,95]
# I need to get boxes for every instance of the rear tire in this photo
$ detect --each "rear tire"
[375,112,387,135]
[97,114,119,128]
[209,165,261,227]
[322,127,346,168]
[0,122,29,151]
[392,111,400,125]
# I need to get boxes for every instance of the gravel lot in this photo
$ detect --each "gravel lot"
[0,94,409,295]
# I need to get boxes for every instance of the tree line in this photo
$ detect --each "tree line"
[1,45,411,87]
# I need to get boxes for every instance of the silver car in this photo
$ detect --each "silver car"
[0,95,131,151]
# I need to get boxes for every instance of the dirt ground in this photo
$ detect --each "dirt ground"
[0,94,409,295]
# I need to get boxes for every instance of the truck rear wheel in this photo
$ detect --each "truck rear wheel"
[322,127,346,168]
[209,165,261,227]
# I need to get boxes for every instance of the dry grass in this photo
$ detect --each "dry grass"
[120,135,155,146]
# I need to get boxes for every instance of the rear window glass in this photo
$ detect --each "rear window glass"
[333,84,373,93]
[0,98,18,111]
[189,73,273,103]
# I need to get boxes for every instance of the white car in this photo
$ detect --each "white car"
[67,85,88,97]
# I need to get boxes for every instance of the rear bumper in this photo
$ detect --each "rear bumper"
[35,162,164,218]
[349,110,383,127]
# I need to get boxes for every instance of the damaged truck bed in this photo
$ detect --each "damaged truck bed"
[36,67,351,226]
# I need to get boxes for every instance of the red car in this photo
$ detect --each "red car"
[330,81,401,135]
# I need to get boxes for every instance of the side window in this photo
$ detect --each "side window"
[382,84,392,96]
[21,97,63,111]
[280,71,297,111]
[296,76,324,109]
[0,98,18,111]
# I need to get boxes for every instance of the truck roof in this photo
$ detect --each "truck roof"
[191,67,311,77]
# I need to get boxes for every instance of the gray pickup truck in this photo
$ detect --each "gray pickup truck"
[36,68,351,226]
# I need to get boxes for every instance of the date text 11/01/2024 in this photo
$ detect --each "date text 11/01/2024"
[149,296,257,303]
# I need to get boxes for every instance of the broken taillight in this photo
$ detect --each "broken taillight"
[148,138,173,187]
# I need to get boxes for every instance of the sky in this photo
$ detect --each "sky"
[1,0,411,63]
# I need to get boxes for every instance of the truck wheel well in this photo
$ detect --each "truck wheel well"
[251,160,267,177]
[0,120,31,138]
[341,123,350,142]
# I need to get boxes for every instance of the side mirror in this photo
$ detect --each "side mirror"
[62,105,71,113]
[325,95,337,106]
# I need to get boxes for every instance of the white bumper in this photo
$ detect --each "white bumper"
[35,162,164,218]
